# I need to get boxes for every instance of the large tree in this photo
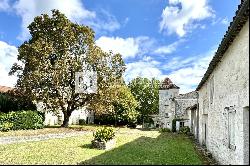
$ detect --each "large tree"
[112,84,139,126]
[9,10,126,127]
[128,77,159,124]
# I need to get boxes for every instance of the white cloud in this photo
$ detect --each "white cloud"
[85,9,120,34]
[154,39,184,54]
[0,0,11,11]
[0,41,19,87]
[166,48,215,93]
[163,56,196,71]
[96,35,183,59]
[12,0,95,40]
[96,36,140,59]
[159,0,214,37]
[212,17,230,26]
[124,58,162,83]
[1,0,120,40]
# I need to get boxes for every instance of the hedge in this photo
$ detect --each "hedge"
[0,110,44,132]
[0,93,37,113]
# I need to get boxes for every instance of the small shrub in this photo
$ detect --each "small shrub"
[93,127,115,142]
[179,126,190,134]
[0,110,44,131]
[0,121,14,132]
[79,119,86,125]
[159,127,171,132]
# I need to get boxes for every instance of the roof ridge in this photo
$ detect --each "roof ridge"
[196,0,249,90]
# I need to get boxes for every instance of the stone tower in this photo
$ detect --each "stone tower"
[158,77,180,129]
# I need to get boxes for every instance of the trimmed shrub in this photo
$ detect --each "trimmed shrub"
[159,128,171,132]
[179,126,190,134]
[0,121,14,132]
[0,110,44,132]
[0,93,36,113]
[93,127,115,142]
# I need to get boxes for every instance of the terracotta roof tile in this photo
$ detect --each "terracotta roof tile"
[0,85,13,93]
[159,77,180,90]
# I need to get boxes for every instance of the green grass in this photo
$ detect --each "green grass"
[0,124,122,137]
[0,128,206,165]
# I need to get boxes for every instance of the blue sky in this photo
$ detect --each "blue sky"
[0,0,239,93]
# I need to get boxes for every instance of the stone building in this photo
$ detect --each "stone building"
[158,1,249,164]
[157,78,198,131]
[36,102,94,126]
[195,0,249,164]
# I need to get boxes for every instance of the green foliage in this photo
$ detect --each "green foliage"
[0,121,14,132]
[128,77,159,124]
[79,119,86,125]
[179,126,190,134]
[0,92,36,113]
[159,128,171,133]
[93,127,115,142]
[94,85,139,126]
[9,9,126,127]
[0,111,44,131]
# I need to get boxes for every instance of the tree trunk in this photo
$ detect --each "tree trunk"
[61,110,72,128]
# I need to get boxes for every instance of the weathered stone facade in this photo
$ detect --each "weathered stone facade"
[197,19,249,165]
[157,78,198,131]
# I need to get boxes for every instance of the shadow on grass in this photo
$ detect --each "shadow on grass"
[78,133,207,165]
[79,144,93,149]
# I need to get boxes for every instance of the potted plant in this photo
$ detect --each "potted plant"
[91,127,116,150]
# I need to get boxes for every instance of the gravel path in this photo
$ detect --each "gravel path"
[0,131,91,145]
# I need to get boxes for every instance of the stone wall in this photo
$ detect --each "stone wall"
[198,20,249,165]
[158,89,179,129]
[36,102,94,126]
[43,109,94,126]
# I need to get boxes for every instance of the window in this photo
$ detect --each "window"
[209,76,214,104]
[180,122,185,128]
[225,106,236,150]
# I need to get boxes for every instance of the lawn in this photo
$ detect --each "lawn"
[0,124,119,137]
[0,127,207,165]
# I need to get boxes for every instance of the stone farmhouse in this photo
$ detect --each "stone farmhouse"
[156,78,198,133]
[36,102,94,126]
[156,0,249,165]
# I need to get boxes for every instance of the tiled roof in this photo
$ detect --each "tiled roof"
[0,85,13,93]
[196,0,249,90]
[159,77,180,90]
